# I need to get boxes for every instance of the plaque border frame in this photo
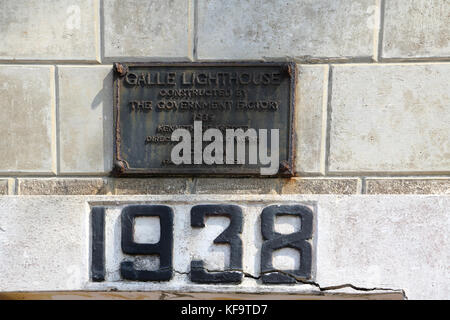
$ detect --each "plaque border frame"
[113,62,296,177]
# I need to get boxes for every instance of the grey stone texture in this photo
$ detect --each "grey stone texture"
[194,178,280,194]
[0,197,88,291]
[18,178,110,195]
[0,180,8,195]
[0,0,99,61]
[366,178,450,194]
[383,0,450,59]
[57,66,113,174]
[295,65,328,174]
[281,178,359,194]
[197,0,377,60]
[103,0,192,60]
[0,195,448,299]
[113,178,191,195]
[0,65,55,173]
[329,64,450,173]
[98,178,361,195]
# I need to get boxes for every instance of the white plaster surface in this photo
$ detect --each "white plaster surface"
[315,195,450,300]
[0,195,448,299]
[0,197,88,291]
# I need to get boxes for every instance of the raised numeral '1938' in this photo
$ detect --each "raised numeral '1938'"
[91,204,313,284]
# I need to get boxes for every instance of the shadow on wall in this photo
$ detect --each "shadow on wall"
[90,69,114,171]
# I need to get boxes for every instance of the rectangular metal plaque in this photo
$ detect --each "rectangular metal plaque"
[113,62,296,176]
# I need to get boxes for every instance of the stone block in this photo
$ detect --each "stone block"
[0,0,99,61]
[329,64,450,173]
[197,0,377,60]
[295,65,328,174]
[103,0,192,60]
[113,178,190,195]
[365,178,450,194]
[194,178,280,194]
[18,178,110,195]
[0,65,55,173]
[281,178,359,194]
[57,66,113,174]
[383,0,450,59]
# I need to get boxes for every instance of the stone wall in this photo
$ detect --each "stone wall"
[0,0,449,300]
[0,0,448,195]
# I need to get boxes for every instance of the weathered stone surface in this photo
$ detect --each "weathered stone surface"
[281,178,359,194]
[0,195,447,300]
[113,178,190,195]
[194,178,280,194]
[295,65,328,174]
[197,0,377,60]
[383,0,450,59]
[366,178,450,194]
[329,64,450,173]
[18,178,110,195]
[316,195,449,300]
[0,197,88,291]
[58,66,113,174]
[103,0,192,60]
[0,180,8,195]
[0,0,99,61]
[0,65,55,173]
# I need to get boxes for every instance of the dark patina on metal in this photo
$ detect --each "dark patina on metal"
[113,62,296,177]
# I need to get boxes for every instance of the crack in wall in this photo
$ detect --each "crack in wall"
[105,267,406,299]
